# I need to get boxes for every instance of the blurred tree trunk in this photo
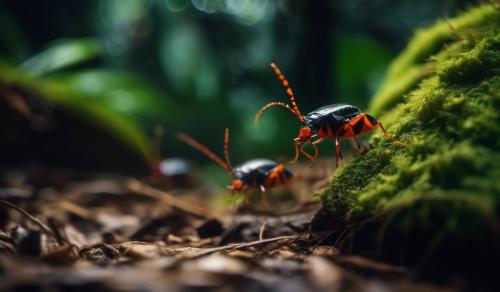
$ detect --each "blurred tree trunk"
[296,0,335,106]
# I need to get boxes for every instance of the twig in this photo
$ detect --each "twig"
[168,235,299,260]
[126,179,208,218]
[0,199,67,244]
[258,220,267,241]
[213,234,298,256]
[221,235,297,253]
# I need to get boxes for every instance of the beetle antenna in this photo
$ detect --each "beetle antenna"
[177,132,233,175]
[270,63,304,122]
[255,102,302,124]
[223,128,233,173]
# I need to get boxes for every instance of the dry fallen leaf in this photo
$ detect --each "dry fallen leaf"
[306,256,343,291]
[310,245,340,257]
[41,244,80,265]
[119,241,165,259]
[182,253,248,274]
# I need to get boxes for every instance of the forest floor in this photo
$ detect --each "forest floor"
[0,162,465,292]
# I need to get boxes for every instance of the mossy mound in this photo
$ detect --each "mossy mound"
[320,5,500,270]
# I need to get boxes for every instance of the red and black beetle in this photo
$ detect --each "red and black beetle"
[255,63,405,167]
[177,128,297,206]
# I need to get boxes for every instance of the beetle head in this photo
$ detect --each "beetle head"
[228,179,245,192]
[299,126,312,141]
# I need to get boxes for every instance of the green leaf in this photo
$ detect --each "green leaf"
[0,61,155,163]
[21,38,101,75]
[50,69,171,120]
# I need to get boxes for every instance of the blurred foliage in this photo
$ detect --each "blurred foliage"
[21,38,101,75]
[335,34,393,105]
[0,37,171,167]
[0,0,476,176]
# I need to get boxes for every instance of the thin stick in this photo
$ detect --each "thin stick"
[204,235,297,258]
[259,221,268,241]
[126,179,208,218]
[0,199,66,243]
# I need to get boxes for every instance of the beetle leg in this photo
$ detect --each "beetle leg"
[303,137,324,167]
[243,190,249,206]
[293,138,301,162]
[334,136,343,168]
[259,185,269,209]
[311,137,324,160]
[293,138,315,162]
[342,121,363,154]
[143,175,157,185]
[299,144,315,161]
[377,122,406,146]
[349,132,364,156]
[354,138,363,153]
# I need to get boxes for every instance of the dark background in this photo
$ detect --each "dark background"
[0,0,474,175]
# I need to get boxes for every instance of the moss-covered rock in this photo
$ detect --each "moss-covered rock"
[320,5,500,269]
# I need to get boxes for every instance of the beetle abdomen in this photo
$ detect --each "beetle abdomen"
[305,104,363,137]
[234,159,276,174]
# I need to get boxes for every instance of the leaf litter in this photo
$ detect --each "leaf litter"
[0,166,459,291]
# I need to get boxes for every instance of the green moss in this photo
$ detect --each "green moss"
[320,5,500,263]
[370,5,498,117]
